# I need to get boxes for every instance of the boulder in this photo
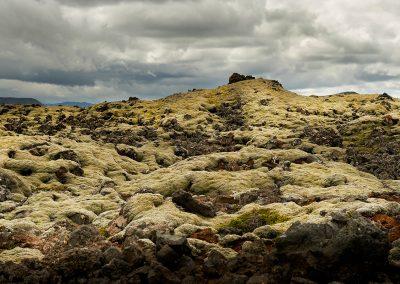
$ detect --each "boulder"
[228,73,255,84]
[67,225,102,247]
[276,217,389,282]
[172,190,216,218]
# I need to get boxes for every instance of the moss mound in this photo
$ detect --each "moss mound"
[223,209,288,233]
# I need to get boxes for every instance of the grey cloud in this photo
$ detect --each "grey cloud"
[355,71,398,82]
[0,0,399,102]
[0,70,96,87]
[0,62,195,87]
[55,0,189,7]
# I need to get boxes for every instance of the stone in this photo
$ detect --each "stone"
[122,244,144,266]
[66,211,94,225]
[55,248,103,277]
[253,225,280,239]
[55,166,68,184]
[172,190,216,217]
[228,73,255,84]
[0,186,10,202]
[103,246,122,264]
[283,160,291,171]
[190,228,218,244]
[147,263,180,283]
[68,225,101,247]
[388,247,400,268]
[156,244,180,269]
[0,247,44,263]
[156,233,190,256]
[377,93,393,101]
[204,249,227,277]
[276,218,389,282]
[323,174,348,187]
[50,150,80,164]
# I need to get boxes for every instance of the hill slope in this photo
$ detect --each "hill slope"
[0,77,399,282]
[0,97,42,105]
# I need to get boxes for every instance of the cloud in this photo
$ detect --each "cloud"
[0,0,399,102]
[55,0,190,7]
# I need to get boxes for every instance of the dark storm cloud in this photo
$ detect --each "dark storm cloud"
[0,70,96,87]
[0,62,194,87]
[0,0,399,103]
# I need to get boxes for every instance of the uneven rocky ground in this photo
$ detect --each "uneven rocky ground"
[0,76,399,283]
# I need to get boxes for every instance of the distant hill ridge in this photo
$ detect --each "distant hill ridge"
[46,101,93,108]
[0,97,42,105]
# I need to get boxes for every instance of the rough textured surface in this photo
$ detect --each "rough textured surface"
[0,77,399,283]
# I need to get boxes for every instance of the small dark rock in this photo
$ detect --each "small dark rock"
[156,233,190,256]
[156,244,180,269]
[51,150,80,164]
[172,190,216,217]
[122,245,144,267]
[0,186,10,202]
[147,263,180,284]
[7,150,16,159]
[55,166,68,184]
[68,225,101,247]
[283,160,291,171]
[66,212,91,225]
[204,249,227,277]
[116,145,143,162]
[103,247,122,264]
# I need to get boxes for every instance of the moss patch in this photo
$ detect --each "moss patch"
[223,209,288,233]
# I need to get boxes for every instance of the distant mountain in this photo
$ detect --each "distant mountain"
[46,101,93,108]
[335,91,359,95]
[0,97,42,105]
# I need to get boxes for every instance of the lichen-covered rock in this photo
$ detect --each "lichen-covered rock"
[322,174,348,187]
[0,247,44,263]
[0,168,31,197]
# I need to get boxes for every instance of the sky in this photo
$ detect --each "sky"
[0,0,399,103]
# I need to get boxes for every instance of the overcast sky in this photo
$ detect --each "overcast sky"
[0,0,399,103]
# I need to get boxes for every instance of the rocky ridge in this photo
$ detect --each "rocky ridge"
[0,76,399,283]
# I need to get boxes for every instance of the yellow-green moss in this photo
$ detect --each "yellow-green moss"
[223,209,289,233]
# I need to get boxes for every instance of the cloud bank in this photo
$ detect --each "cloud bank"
[0,0,399,102]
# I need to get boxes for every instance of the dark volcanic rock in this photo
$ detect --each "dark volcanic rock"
[172,190,216,217]
[302,126,343,147]
[55,167,68,184]
[51,150,80,164]
[116,145,143,162]
[67,225,102,247]
[276,216,390,282]
[344,126,400,179]
[229,73,255,84]
[377,93,394,101]
[204,249,227,277]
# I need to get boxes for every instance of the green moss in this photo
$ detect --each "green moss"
[223,209,288,233]
[343,122,396,154]
[98,227,109,237]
